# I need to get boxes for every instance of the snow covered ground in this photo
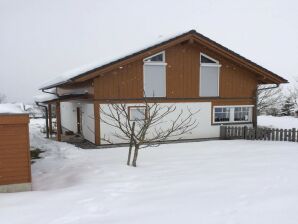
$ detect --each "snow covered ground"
[258,115,298,129]
[1,119,298,224]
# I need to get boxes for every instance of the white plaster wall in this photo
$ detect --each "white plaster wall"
[81,103,95,144]
[61,101,77,133]
[100,102,221,144]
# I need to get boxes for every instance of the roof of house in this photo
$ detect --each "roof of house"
[40,30,288,90]
[35,93,88,103]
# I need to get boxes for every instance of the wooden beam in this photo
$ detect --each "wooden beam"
[48,104,53,137]
[253,87,258,128]
[72,33,285,85]
[191,35,285,84]
[94,101,100,145]
[56,101,62,141]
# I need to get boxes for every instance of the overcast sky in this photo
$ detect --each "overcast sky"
[0,0,297,103]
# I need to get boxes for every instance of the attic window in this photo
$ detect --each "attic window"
[201,55,217,63]
[144,52,165,63]
[200,53,221,97]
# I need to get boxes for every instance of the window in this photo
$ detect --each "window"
[234,107,250,122]
[144,52,164,62]
[129,106,147,121]
[214,107,230,122]
[143,52,166,97]
[200,53,221,97]
[213,106,253,123]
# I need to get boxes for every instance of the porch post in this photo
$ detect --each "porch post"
[48,103,53,137]
[253,87,258,128]
[94,101,100,145]
[56,101,62,141]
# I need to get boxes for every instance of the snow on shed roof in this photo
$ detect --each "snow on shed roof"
[39,30,189,89]
[0,103,26,114]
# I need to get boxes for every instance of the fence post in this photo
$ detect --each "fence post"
[220,126,226,140]
[292,128,296,142]
[284,129,288,141]
[243,126,247,139]
[288,129,292,142]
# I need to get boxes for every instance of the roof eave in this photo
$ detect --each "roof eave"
[40,29,288,88]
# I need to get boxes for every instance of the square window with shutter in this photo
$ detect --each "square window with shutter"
[129,106,147,121]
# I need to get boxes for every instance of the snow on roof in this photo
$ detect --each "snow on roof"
[39,30,190,89]
[34,93,58,103]
[0,103,26,114]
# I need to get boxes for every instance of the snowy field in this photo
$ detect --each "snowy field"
[1,119,298,224]
[258,115,298,129]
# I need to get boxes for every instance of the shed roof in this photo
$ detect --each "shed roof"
[0,103,26,114]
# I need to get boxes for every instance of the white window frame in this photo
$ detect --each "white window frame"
[213,105,254,124]
[143,51,167,66]
[129,106,147,121]
[143,51,167,97]
[199,53,221,97]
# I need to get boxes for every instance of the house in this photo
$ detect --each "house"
[37,30,287,145]
[0,104,31,192]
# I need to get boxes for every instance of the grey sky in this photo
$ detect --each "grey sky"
[0,0,297,103]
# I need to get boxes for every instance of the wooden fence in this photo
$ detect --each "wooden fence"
[220,126,298,142]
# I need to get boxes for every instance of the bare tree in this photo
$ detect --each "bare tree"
[257,85,284,115]
[0,93,7,103]
[100,100,199,167]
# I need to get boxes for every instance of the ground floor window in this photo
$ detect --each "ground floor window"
[213,105,253,124]
[234,107,250,122]
[214,107,230,122]
[128,106,147,121]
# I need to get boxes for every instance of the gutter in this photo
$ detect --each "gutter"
[42,88,60,97]
[257,84,280,92]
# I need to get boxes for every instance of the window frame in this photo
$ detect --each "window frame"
[143,51,167,97]
[199,53,221,97]
[143,51,167,65]
[128,106,148,121]
[213,105,254,124]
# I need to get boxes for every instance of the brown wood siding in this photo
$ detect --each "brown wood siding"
[93,41,258,100]
[94,60,143,99]
[166,43,199,98]
[0,114,31,185]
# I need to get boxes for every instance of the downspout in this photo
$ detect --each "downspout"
[254,83,280,127]
[35,102,49,138]
[35,87,62,139]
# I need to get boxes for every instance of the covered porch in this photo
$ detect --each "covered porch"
[35,93,99,148]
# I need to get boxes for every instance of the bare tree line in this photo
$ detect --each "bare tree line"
[257,82,298,116]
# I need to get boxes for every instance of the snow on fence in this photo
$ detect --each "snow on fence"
[220,126,298,142]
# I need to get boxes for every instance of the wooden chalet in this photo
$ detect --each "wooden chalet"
[37,30,287,145]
